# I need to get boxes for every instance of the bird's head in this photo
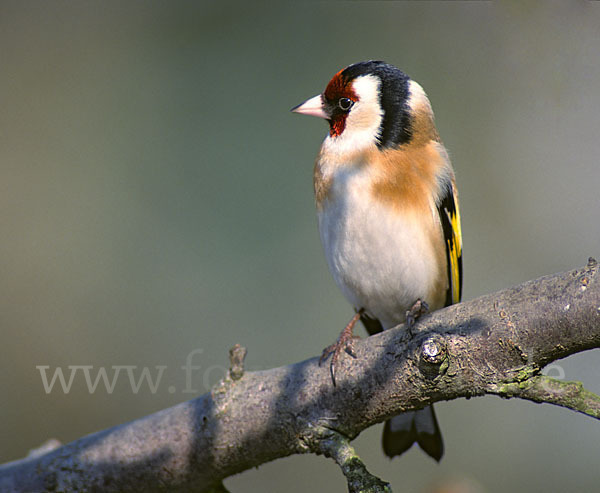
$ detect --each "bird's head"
[292,61,437,153]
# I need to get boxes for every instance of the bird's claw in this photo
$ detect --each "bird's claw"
[406,298,429,335]
[319,311,362,386]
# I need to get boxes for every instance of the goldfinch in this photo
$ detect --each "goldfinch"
[292,61,463,461]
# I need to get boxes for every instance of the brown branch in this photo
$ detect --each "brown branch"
[1,259,599,492]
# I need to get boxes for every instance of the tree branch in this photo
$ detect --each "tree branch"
[1,259,599,492]
[306,426,391,493]
[491,375,600,419]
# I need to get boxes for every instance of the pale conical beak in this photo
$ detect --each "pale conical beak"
[291,94,328,119]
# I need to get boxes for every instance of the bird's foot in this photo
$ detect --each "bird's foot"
[319,310,363,386]
[406,299,429,336]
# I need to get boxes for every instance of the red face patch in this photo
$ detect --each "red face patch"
[323,70,359,137]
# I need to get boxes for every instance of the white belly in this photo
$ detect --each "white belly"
[317,167,440,330]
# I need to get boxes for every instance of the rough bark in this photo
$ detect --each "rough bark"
[1,260,599,492]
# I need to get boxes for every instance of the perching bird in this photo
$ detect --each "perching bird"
[292,61,462,461]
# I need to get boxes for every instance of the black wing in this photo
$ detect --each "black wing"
[437,178,463,307]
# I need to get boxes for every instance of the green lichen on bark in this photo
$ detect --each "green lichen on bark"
[309,428,392,493]
[492,375,600,419]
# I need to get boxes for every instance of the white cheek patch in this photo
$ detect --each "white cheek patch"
[347,75,383,132]
[322,74,384,155]
[407,80,433,116]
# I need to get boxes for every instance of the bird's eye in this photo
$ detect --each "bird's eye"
[338,97,354,111]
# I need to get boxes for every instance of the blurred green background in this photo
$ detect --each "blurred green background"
[1,1,599,491]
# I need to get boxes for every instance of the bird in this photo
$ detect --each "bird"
[291,61,462,462]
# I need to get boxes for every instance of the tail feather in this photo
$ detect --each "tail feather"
[383,405,444,462]
[359,311,445,461]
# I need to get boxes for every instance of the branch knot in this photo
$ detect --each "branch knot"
[420,335,447,365]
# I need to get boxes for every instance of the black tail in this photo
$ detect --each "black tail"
[360,312,444,461]
[382,405,444,462]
